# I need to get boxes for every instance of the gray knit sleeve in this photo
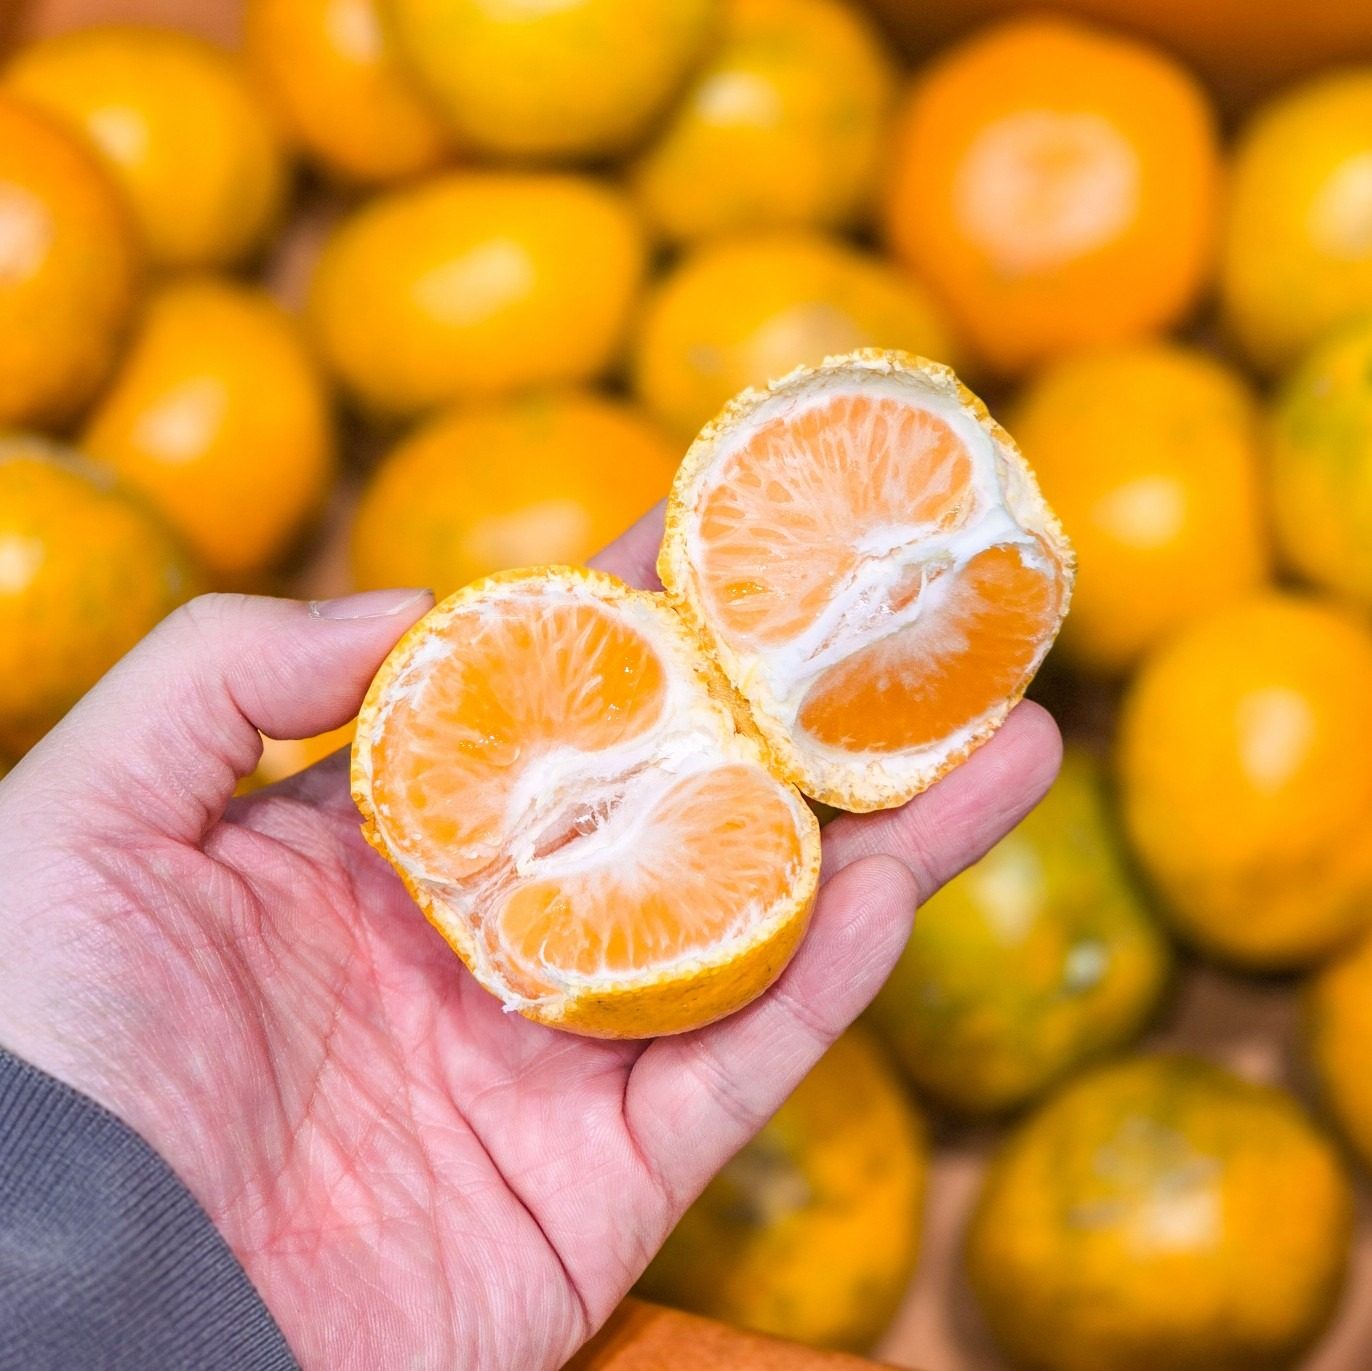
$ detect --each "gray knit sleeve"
[0,1046,299,1370]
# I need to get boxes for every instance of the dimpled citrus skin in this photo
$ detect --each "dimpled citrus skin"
[386,0,719,161]
[0,439,196,759]
[638,1026,926,1351]
[0,94,141,429]
[7,25,287,271]
[245,0,455,185]
[632,232,960,440]
[1307,931,1372,1172]
[883,16,1219,377]
[1269,317,1372,611]
[1118,594,1372,970]
[1222,71,1372,376]
[968,1056,1354,1371]
[867,750,1171,1117]
[631,0,896,243]
[1012,343,1270,674]
[352,390,677,595]
[82,278,336,586]
[307,172,647,419]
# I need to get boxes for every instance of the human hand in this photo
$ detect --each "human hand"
[0,506,1061,1371]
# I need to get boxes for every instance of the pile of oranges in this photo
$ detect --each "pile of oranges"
[3,1,1372,1368]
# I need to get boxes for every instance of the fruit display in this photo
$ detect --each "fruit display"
[6,0,1372,1365]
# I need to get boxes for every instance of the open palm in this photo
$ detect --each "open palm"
[0,510,1060,1370]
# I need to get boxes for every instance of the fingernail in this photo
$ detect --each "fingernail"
[309,588,434,620]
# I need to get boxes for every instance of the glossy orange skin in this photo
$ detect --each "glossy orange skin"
[0,94,141,428]
[1013,343,1269,674]
[307,172,647,420]
[0,438,196,759]
[968,1056,1354,1371]
[352,389,677,595]
[882,16,1220,377]
[7,25,288,270]
[1307,931,1372,1173]
[82,278,336,585]
[1118,594,1372,970]
[244,0,455,185]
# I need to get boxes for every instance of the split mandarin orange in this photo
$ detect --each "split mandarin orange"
[632,231,960,441]
[1307,931,1372,1172]
[6,25,287,271]
[306,172,647,419]
[352,568,821,1038]
[659,351,1072,812]
[882,16,1219,377]
[0,93,140,429]
[630,0,896,243]
[351,390,677,595]
[244,0,455,185]
[1012,343,1270,675]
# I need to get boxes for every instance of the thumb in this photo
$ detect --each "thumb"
[33,588,433,840]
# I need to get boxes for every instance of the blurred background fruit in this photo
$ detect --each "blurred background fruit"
[632,232,957,440]
[967,1055,1354,1371]
[306,172,646,419]
[386,0,719,162]
[0,437,196,759]
[1012,343,1269,674]
[1269,318,1372,612]
[82,277,336,586]
[6,24,286,269]
[882,16,1219,377]
[630,0,895,243]
[637,1026,927,1352]
[239,720,356,792]
[0,92,140,428]
[244,0,455,186]
[1118,595,1372,970]
[867,749,1171,1117]
[1307,932,1372,1174]
[352,389,675,594]
[1221,71,1372,376]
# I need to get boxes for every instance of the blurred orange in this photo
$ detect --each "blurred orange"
[244,0,455,186]
[1013,342,1269,674]
[882,16,1219,378]
[630,0,896,244]
[968,1055,1353,1371]
[1222,70,1372,376]
[82,277,336,585]
[307,172,647,420]
[1308,931,1372,1174]
[6,24,287,270]
[238,720,355,793]
[352,389,677,595]
[0,436,196,759]
[632,231,958,440]
[386,0,719,162]
[1118,594,1372,970]
[0,92,140,428]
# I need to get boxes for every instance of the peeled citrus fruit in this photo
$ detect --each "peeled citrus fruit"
[637,1025,926,1351]
[244,0,455,185]
[867,749,1171,1117]
[1269,317,1372,611]
[1118,594,1372,970]
[632,231,959,441]
[7,25,287,271]
[352,567,822,1038]
[882,16,1219,377]
[1222,70,1372,375]
[0,437,196,759]
[0,93,141,429]
[659,350,1073,812]
[352,390,676,595]
[82,278,336,587]
[1307,930,1372,1173]
[387,0,718,161]
[968,1055,1353,1371]
[1012,342,1270,674]
[631,0,896,243]
[307,172,646,419]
